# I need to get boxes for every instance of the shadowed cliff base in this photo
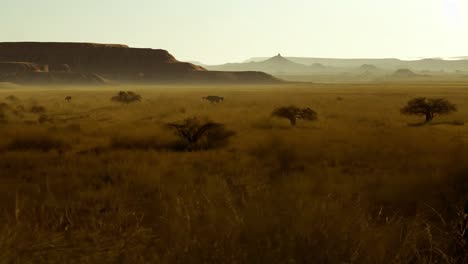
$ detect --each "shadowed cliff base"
[0,42,279,85]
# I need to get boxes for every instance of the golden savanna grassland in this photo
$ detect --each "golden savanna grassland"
[0,82,467,263]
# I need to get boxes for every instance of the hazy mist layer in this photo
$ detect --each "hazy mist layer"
[1,0,467,64]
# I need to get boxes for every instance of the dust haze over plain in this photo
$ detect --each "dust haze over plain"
[1,0,467,64]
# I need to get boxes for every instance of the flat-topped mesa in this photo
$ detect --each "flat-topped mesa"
[0,42,206,80]
[0,62,42,73]
[0,42,280,83]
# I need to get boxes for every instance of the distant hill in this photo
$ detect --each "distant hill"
[360,64,379,71]
[392,68,419,77]
[310,63,326,70]
[0,42,279,84]
[206,54,329,74]
[187,61,207,67]
[245,56,468,72]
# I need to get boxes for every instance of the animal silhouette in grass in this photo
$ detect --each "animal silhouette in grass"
[166,117,234,151]
[111,91,142,104]
[203,95,224,103]
[65,96,72,102]
[401,97,457,123]
[272,105,318,126]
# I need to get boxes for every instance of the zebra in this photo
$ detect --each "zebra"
[202,96,224,103]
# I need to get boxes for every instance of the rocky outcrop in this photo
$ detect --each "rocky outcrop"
[49,64,71,72]
[0,61,106,84]
[0,42,278,83]
[0,42,204,80]
[0,62,41,74]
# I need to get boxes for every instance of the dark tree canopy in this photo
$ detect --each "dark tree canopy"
[111,91,142,104]
[401,97,457,123]
[272,105,318,126]
[166,117,234,151]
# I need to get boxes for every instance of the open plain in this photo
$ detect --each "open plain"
[0,82,467,263]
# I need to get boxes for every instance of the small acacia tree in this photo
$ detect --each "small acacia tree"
[166,117,234,151]
[111,91,141,104]
[272,105,318,126]
[401,97,457,123]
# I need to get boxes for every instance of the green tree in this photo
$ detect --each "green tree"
[401,97,457,123]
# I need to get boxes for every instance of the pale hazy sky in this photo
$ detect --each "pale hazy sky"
[1,0,467,64]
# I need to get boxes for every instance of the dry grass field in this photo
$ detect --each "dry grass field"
[0,82,467,263]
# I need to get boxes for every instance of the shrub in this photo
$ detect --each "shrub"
[0,102,10,111]
[0,103,12,123]
[272,105,318,126]
[166,117,234,151]
[111,91,142,104]
[5,95,19,102]
[30,105,46,113]
[6,134,68,152]
[38,114,53,124]
[202,96,224,103]
[401,97,457,123]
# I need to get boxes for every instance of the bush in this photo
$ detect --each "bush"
[272,105,318,126]
[111,91,142,104]
[6,134,68,152]
[0,103,14,123]
[202,96,224,103]
[38,114,53,124]
[166,117,235,151]
[30,105,46,114]
[5,95,19,102]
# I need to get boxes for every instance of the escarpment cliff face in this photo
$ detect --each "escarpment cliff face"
[0,42,279,84]
[0,42,204,79]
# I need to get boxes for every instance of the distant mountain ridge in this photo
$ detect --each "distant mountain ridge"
[206,54,320,74]
[242,56,468,72]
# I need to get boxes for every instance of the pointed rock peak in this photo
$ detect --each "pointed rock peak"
[265,53,292,63]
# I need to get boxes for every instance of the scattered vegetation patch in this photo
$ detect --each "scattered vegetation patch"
[0,103,16,123]
[30,105,46,114]
[6,133,69,151]
[111,91,142,104]
[38,114,53,124]
[5,95,19,102]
